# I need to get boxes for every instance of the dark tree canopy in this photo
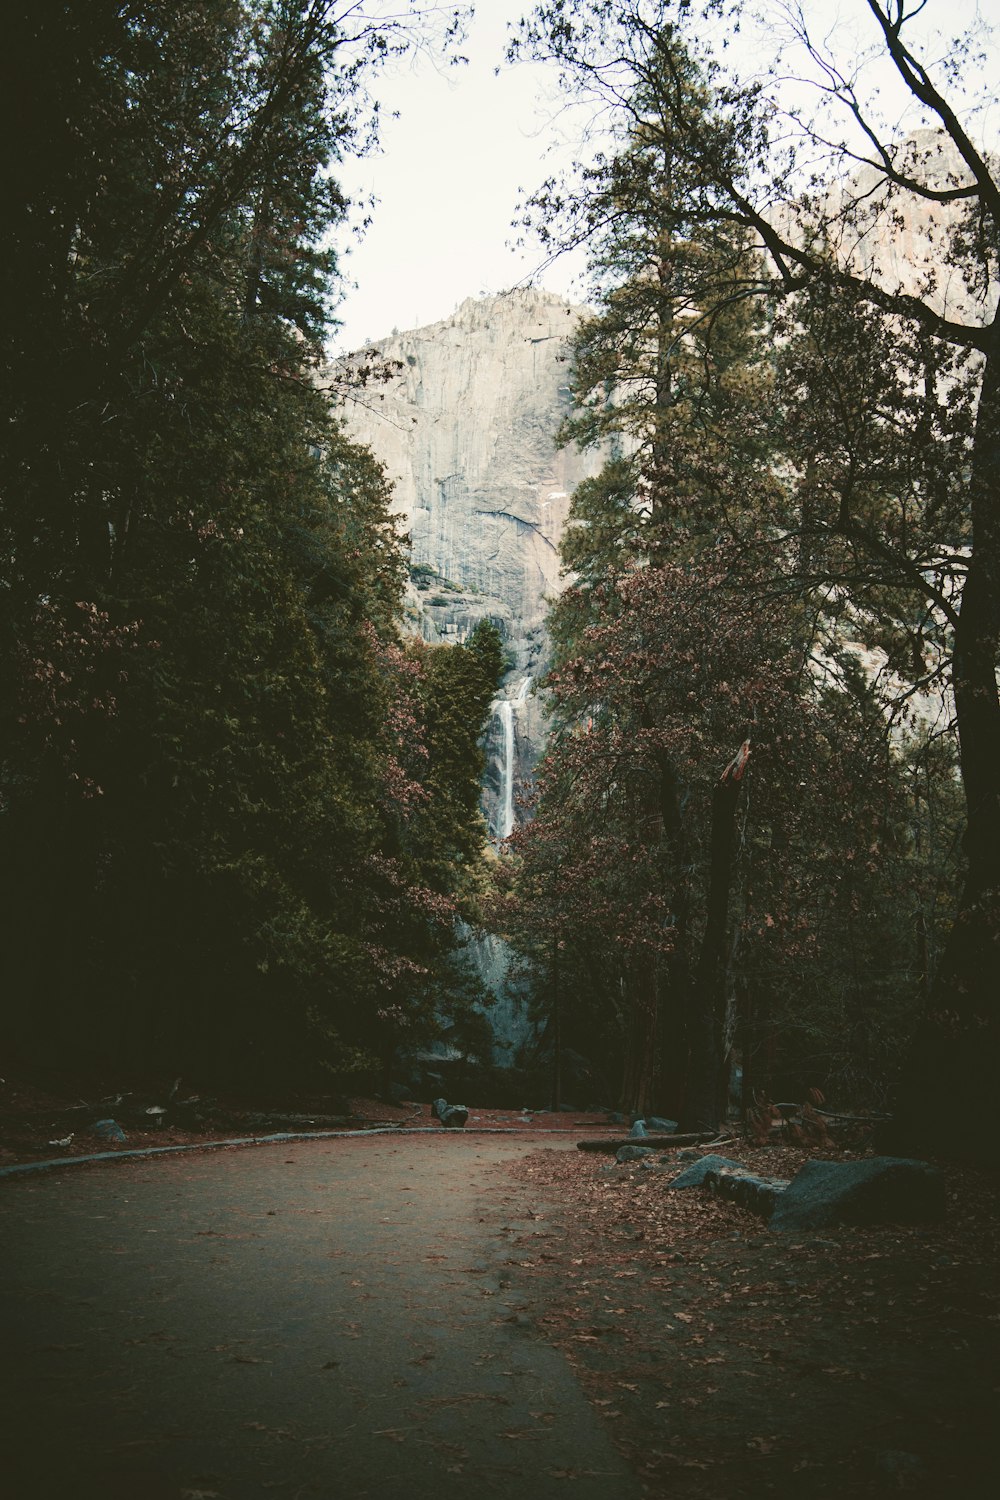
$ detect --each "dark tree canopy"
[501,0,987,1144]
[1,1,494,1089]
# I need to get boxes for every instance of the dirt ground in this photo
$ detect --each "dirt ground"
[1,1131,638,1500]
[3,1074,998,1497]
[492,1140,1000,1498]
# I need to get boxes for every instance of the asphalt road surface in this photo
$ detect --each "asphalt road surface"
[1,1134,641,1499]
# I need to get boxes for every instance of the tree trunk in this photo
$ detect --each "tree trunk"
[619,955,658,1116]
[551,934,562,1112]
[380,1039,395,1103]
[681,740,751,1133]
[887,346,1000,1159]
[654,749,693,1117]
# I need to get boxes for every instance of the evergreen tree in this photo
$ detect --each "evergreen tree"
[0,1,484,1087]
[507,0,966,1124]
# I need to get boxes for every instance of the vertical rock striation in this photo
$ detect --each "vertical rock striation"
[337,287,600,639]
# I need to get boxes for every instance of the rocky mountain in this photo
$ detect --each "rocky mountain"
[336,287,603,842]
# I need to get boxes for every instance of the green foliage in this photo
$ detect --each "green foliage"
[0,0,483,1087]
[504,0,969,1116]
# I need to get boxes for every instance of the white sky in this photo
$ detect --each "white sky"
[329,0,998,354]
[329,1,584,351]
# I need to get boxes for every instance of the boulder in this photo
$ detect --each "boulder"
[432,1098,469,1128]
[647,1116,678,1134]
[668,1154,745,1189]
[769,1156,946,1232]
[629,1120,648,1139]
[90,1119,127,1144]
[616,1144,654,1163]
[705,1167,789,1219]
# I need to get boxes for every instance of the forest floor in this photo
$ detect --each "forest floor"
[496,1140,1000,1498]
[2,1073,998,1497]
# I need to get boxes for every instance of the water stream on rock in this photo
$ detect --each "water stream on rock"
[497,700,515,840]
[487,674,534,842]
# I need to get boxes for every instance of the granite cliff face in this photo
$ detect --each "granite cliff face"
[339,287,600,639]
[338,287,603,845]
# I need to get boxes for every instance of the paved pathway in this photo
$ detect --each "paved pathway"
[1,1134,641,1499]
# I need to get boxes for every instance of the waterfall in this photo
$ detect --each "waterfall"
[498,700,515,839]
[488,676,532,841]
[462,671,541,1064]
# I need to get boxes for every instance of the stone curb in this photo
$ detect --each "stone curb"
[0,1125,606,1180]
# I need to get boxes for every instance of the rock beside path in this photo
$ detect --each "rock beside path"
[706,1167,789,1219]
[667,1152,945,1229]
[616,1144,654,1163]
[668,1154,745,1189]
[769,1156,946,1232]
[432,1098,469,1128]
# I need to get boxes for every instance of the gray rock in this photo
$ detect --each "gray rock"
[629,1120,648,1139]
[769,1156,946,1232]
[608,1111,628,1125]
[675,1148,701,1162]
[705,1167,789,1219]
[90,1119,127,1144]
[616,1145,655,1163]
[646,1116,678,1134]
[432,1099,469,1128]
[432,1097,469,1127]
[668,1154,744,1189]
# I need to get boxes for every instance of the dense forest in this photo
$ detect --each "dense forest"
[1,1,502,1089]
[494,0,998,1155]
[2,2,997,1158]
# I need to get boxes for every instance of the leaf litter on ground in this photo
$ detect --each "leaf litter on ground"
[484,1139,1000,1499]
